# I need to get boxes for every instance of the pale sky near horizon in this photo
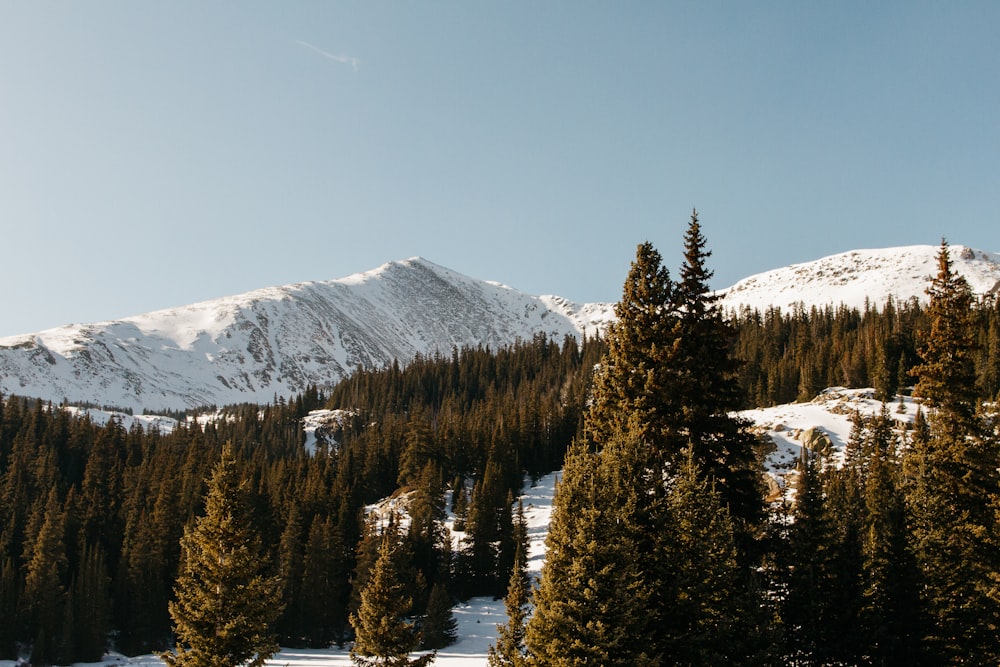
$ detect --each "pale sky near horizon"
[2,2,999,337]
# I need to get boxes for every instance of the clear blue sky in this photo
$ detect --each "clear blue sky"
[2,2,998,337]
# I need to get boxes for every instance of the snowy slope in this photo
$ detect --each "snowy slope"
[3,245,999,413]
[742,386,918,498]
[718,244,1000,313]
[0,258,613,412]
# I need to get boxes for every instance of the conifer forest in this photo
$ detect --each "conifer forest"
[3,216,1000,665]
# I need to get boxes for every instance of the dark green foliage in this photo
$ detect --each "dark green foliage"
[780,451,845,665]
[71,543,112,662]
[588,214,765,565]
[654,454,759,665]
[21,489,70,666]
[300,514,350,647]
[487,501,529,667]
[525,438,657,667]
[350,533,434,667]
[6,235,1000,663]
[905,240,1000,664]
[162,444,283,667]
[857,410,921,666]
[530,218,772,665]
[420,581,457,650]
[0,335,594,661]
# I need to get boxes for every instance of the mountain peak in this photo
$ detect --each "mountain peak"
[0,259,613,412]
[4,244,999,412]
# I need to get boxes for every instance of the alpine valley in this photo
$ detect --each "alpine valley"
[2,244,999,413]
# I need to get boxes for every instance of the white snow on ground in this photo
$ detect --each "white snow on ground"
[741,387,919,496]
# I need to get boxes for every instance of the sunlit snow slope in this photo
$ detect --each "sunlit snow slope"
[0,258,612,412]
[718,244,1000,313]
[3,245,999,413]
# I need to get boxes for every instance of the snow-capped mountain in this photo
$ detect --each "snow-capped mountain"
[3,245,999,413]
[718,244,1000,313]
[0,258,612,412]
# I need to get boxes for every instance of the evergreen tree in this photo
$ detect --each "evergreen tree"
[669,210,765,562]
[350,534,434,667]
[587,217,764,565]
[858,409,920,666]
[420,581,457,651]
[0,557,18,659]
[585,241,676,449]
[487,501,529,667]
[525,436,658,667]
[653,452,762,665]
[21,488,69,667]
[301,514,350,647]
[906,239,1000,663]
[162,444,283,667]
[71,542,112,662]
[911,239,979,434]
[276,506,306,646]
[781,450,840,665]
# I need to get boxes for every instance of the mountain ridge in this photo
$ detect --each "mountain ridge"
[717,243,1000,313]
[0,257,613,412]
[3,245,999,412]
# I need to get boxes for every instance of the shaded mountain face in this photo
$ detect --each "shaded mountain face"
[2,245,998,412]
[0,258,613,412]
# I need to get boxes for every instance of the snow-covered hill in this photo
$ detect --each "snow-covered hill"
[718,244,1000,313]
[0,258,612,412]
[3,245,999,412]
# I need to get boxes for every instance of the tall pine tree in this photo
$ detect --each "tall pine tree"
[350,532,434,667]
[906,239,1000,663]
[163,444,283,667]
[525,434,658,667]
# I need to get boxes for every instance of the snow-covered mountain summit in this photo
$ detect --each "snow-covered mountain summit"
[0,258,612,412]
[3,245,999,413]
[718,244,1000,313]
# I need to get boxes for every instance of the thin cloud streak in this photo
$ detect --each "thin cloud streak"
[295,39,360,71]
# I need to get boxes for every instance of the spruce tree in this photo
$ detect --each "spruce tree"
[781,449,853,665]
[525,436,658,667]
[350,533,434,667]
[586,216,764,565]
[0,557,18,659]
[585,241,676,448]
[301,514,349,647]
[669,210,765,562]
[654,452,759,666]
[420,581,457,651]
[21,489,69,667]
[163,444,283,667]
[906,239,1000,663]
[858,409,920,666]
[71,542,112,662]
[488,501,529,667]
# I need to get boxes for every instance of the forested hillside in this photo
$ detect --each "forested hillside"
[0,334,600,664]
[2,232,1000,664]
